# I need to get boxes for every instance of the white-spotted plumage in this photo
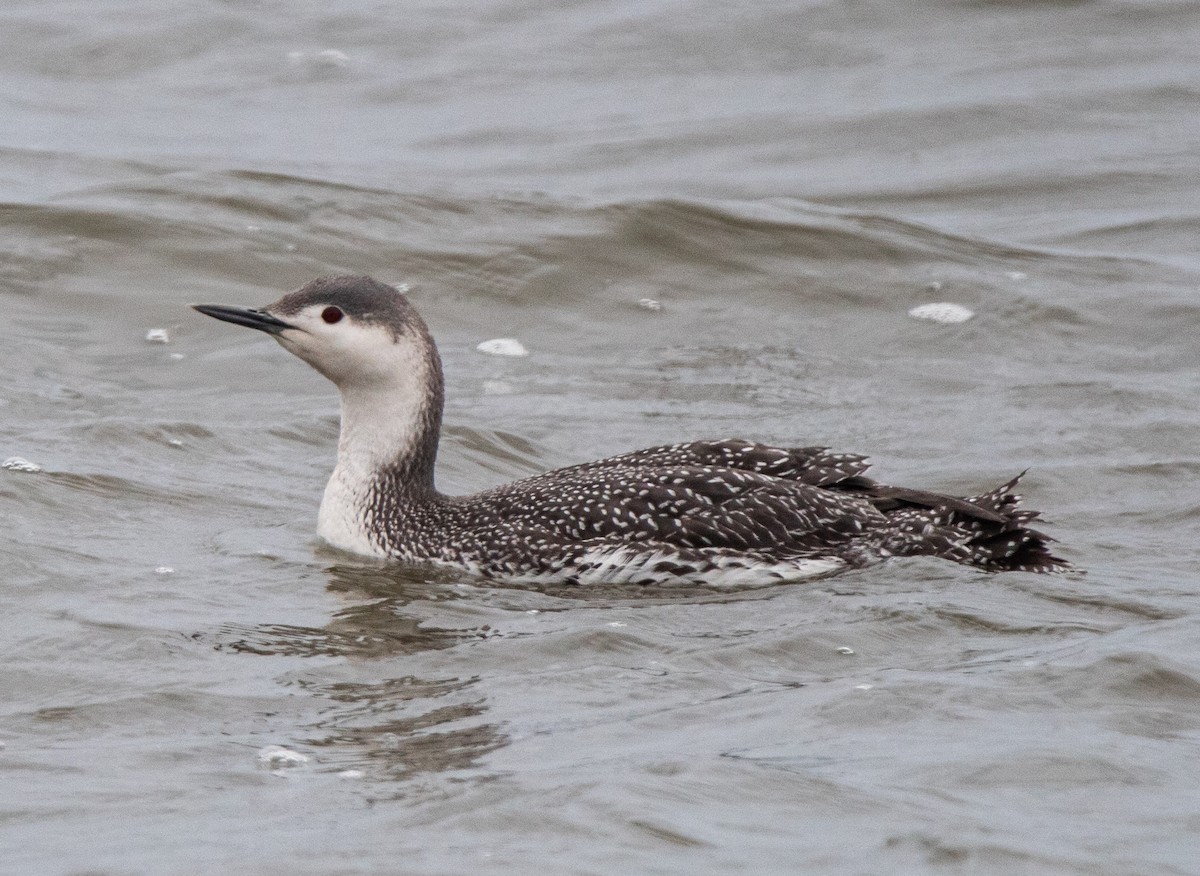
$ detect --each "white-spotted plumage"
[193,276,1068,585]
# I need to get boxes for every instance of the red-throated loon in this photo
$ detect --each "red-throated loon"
[192,275,1067,585]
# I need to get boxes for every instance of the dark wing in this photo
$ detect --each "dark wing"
[478,459,884,558]
[471,439,1068,573]
[566,439,873,487]
[563,439,1007,524]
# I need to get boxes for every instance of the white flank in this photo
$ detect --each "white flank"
[563,545,845,588]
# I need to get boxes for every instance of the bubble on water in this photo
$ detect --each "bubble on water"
[287,49,350,71]
[476,338,529,358]
[854,683,874,691]
[377,733,403,751]
[608,621,627,628]
[482,379,514,395]
[638,298,662,311]
[154,566,175,575]
[258,745,308,767]
[836,646,855,655]
[337,769,365,779]
[907,302,974,324]
[315,49,349,67]
[3,457,43,473]
[145,328,170,344]
[170,353,185,361]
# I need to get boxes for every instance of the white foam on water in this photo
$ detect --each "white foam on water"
[3,457,43,473]
[907,302,975,324]
[482,379,514,395]
[287,49,349,69]
[476,338,529,357]
[257,745,309,767]
[314,49,349,67]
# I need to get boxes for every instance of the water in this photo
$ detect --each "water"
[3,1,1200,873]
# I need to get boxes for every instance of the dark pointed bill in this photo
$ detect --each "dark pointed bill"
[191,304,292,335]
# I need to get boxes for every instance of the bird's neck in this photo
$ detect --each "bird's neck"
[317,353,445,555]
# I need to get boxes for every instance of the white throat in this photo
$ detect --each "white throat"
[315,353,441,557]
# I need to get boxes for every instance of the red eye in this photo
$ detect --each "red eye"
[321,306,343,324]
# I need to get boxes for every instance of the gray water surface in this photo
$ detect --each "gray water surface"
[3,2,1200,874]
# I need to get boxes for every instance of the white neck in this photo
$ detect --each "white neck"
[316,357,442,557]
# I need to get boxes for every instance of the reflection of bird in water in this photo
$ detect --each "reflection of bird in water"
[194,276,1067,585]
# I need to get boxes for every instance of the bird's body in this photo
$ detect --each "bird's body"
[194,276,1067,585]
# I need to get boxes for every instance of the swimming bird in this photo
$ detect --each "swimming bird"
[193,275,1067,585]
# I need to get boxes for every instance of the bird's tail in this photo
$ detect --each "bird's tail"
[878,473,1069,573]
